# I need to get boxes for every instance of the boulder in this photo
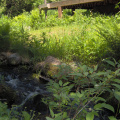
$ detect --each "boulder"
[0,52,30,65]
[34,56,61,78]
[0,84,18,107]
[8,53,22,65]
[34,56,78,81]
[0,52,11,65]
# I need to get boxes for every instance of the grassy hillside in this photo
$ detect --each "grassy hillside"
[0,9,120,64]
[1,9,120,64]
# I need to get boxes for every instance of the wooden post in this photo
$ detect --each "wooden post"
[72,8,75,15]
[44,0,47,4]
[44,0,47,19]
[58,6,62,18]
[39,9,42,18]
[45,9,47,19]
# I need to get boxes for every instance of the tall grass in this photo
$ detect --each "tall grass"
[0,9,120,64]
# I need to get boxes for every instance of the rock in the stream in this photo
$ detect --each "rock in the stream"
[34,56,78,81]
[0,52,11,65]
[8,53,22,65]
[22,94,48,113]
[34,56,61,77]
[0,84,18,107]
[0,52,30,65]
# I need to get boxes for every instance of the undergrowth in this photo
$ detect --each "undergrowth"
[0,9,120,64]
[43,59,120,120]
[1,59,120,120]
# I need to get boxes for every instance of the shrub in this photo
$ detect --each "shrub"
[43,60,120,120]
[0,15,10,52]
[29,8,41,29]
[0,101,34,120]
[97,15,120,60]
[4,0,35,16]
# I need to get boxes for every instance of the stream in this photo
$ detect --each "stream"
[0,66,49,119]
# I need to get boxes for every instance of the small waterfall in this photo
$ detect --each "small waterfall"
[6,79,19,88]
[12,92,40,111]
[0,68,49,116]
[20,92,40,106]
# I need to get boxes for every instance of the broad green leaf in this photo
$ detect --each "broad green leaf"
[92,111,99,116]
[107,75,113,79]
[0,116,9,120]
[118,64,120,68]
[113,79,120,84]
[95,97,106,103]
[94,65,98,71]
[53,94,61,99]
[46,117,54,120]
[69,73,82,77]
[88,68,94,73]
[108,116,117,120]
[84,72,88,76]
[94,103,114,112]
[76,92,84,98]
[63,82,70,86]
[53,83,59,89]
[49,107,54,118]
[49,101,57,107]
[82,65,87,72]
[55,113,62,120]
[55,115,63,120]
[22,111,31,120]
[103,59,115,67]
[113,58,117,65]
[101,103,114,113]
[115,69,120,75]
[112,84,120,90]
[86,112,94,120]
[96,72,106,76]
[94,103,102,110]
[70,92,77,97]
[114,90,120,102]
[59,80,62,86]
[63,112,67,119]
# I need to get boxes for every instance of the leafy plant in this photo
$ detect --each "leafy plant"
[43,59,120,120]
[0,15,10,52]
[0,101,36,120]
[97,17,120,60]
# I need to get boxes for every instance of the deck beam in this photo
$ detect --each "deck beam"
[39,0,104,10]
[39,0,119,19]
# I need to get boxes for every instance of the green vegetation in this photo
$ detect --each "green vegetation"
[0,101,35,120]
[0,0,120,119]
[1,8,120,64]
[43,59,120,120]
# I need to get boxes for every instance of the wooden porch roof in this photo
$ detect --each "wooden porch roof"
[39,0,119,10]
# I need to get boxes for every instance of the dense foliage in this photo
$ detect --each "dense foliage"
[43,60,120,120]
[0,0,64,16]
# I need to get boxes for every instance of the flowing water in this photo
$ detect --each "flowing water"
[0,66,49,119]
